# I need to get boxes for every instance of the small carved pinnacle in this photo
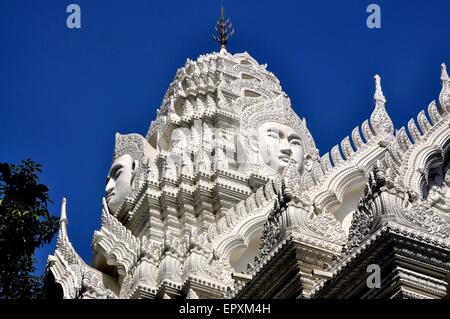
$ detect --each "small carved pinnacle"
[374,74,386,104]
[441,63,449,81]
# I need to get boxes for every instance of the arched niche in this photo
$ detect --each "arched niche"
[92,250,120,281]
[244,90,261,98]
[174,98,184,117]
[240,59,252,66]
[229,228,263,273]
[156,125,178,152]
[241,73,260,81]
[333,180,366,235]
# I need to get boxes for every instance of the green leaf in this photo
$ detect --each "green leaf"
[0,159,59,299]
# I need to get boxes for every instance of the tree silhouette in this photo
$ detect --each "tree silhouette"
[0,159,59,299]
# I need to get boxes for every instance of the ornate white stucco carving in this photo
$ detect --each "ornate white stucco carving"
[46,45,450,299]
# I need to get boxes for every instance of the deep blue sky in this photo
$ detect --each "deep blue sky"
[1,0,450,276]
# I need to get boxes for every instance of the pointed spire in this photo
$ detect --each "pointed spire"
[212,6,234,50]
[441,63,449,82]
[440,63,450,112]
[59,197,68,240]
[370,75,394,135]
[374,74,386,105]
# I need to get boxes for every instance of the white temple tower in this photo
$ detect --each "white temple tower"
[46,9,450,299]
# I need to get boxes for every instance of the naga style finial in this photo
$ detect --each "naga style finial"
[441,63,449,82]
[374,74,386,105]
[440,63,450,112]
[59,197,68,240]
[212,6,234,50]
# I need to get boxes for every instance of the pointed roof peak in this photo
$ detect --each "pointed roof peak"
[370,74,393,135]
[60,197,67,224]
[441,63,449,81]
[59,197,68,240]
[374,74,386,104]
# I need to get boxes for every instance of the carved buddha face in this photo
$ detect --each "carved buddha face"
[254,122,306,175]
[105,154,137,213]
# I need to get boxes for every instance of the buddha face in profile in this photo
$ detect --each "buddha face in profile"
[251,122,309,175]
[105,154,138,213]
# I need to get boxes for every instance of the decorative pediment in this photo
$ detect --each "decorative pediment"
[306,76,395,212]
[92,199,141,276]
[383,64,450,198]
[344,159,450,258]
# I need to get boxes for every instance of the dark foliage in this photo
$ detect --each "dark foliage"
[0,159,59,299]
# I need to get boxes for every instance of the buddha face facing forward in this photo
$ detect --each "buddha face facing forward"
[105,154,137,213]
[254,122,306,175]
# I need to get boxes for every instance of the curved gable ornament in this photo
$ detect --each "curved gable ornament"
[391,65,450,197]
[211,178,280,259]
[307,75,395,212]
[47,199,119,299]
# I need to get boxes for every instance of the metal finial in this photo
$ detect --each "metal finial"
[212,6,234,49]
